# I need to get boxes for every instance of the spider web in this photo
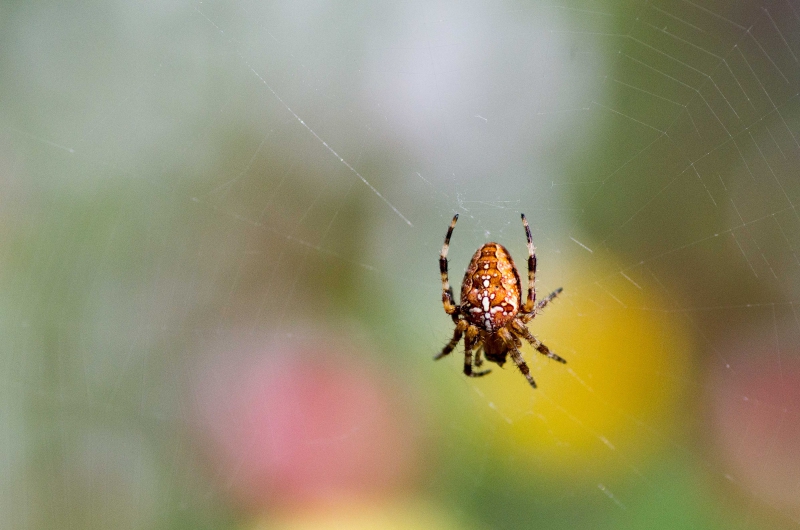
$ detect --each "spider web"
[2,0,800,528]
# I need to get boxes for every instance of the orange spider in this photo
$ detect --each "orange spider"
[436,214,565,388]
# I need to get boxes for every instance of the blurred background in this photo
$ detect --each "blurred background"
[2,0,800,528]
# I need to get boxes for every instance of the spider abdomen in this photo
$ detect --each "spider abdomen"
[460,243,521,332]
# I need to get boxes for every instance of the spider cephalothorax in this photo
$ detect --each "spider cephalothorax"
[436,213,565,388]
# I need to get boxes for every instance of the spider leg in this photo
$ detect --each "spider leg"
[474,344,485,367]
[435,319,467,360]
[520,214,536,313]
[471,343,491,375]
[520,287,563,323]
[511,320,567,364]
[498,328,536,388]
[537,287,563,311]
[440,214,460,321]
[464,326,491,377]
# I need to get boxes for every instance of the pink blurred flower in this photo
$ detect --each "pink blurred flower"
[711,327,800,515]
[192,334,418,511]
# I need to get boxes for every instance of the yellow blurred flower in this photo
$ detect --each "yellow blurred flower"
[465,256,693,479]
[249,499,471,530]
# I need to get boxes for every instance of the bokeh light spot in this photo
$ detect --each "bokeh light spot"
[469,257,694,478]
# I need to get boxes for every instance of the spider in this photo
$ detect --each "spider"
[436,213,565,388]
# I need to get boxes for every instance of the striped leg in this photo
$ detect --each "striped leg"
[520,287,563,322]
[440,214,459,319]
[474,344,485,367]
[435,319,467,360]
[499,328,536,388]
[464,326,490,377]
[520,213,536,313]
[511,320,567,364]
[537,287,563,311]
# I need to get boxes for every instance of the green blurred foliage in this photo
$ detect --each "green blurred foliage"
[2,0,800,528]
